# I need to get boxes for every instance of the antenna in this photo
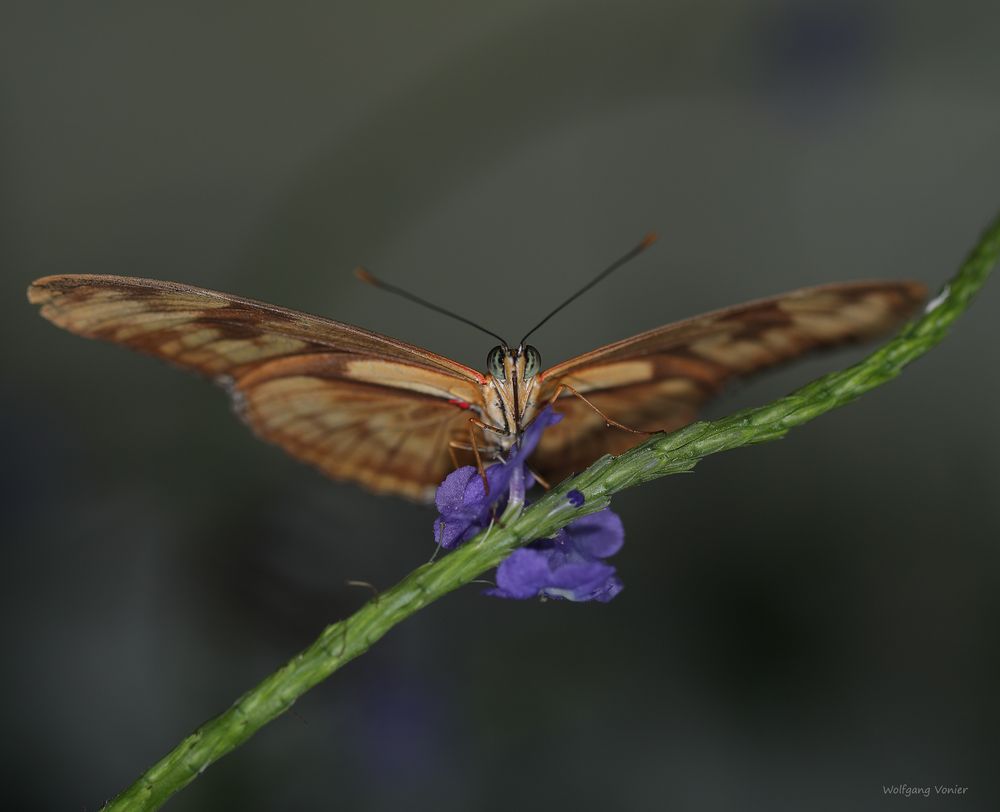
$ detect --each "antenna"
[354,267,508,346]
[519,232,658,345]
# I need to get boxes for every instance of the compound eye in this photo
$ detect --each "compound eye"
[487,345,506,380]
[523,345,541,379]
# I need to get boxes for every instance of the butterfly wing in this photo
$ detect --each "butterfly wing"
[232,354,479,501]
[28,274,486,383]
[28,274,488,501]
[531,280,927,482]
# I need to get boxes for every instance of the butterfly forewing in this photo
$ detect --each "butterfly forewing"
[538,281,926,385]
[28,275,487,384]
[530,280,926,480]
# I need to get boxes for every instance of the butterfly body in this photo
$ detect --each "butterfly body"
[28,273,927,502]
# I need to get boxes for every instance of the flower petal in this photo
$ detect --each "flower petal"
[488,548,553,600]
[543,560,619,601]
[489,519,625,603]
[588,575,624,603]
[434,466,480,516]
[433,464,513,549]
[563,509,625,558]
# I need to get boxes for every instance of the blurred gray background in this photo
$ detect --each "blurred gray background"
[3,1,999,810]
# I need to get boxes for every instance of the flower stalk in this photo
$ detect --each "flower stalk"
[102,214,999,811]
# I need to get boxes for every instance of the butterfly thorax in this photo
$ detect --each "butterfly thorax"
[482,345,542,453]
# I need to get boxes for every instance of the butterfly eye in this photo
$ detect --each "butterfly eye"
[487,345,507,380]
[523,345,541,379]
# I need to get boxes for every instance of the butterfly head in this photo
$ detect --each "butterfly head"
[486,344,541,383]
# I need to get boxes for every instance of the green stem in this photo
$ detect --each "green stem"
[103,214,999,811]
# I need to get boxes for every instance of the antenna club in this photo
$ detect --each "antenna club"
[640,232,659,249]
[353,267,378,286]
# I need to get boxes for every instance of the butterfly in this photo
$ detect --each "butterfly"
[28,237,926,501]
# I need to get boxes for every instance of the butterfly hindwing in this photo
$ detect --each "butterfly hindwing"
[234,354,479,501]
[531,376,705,484]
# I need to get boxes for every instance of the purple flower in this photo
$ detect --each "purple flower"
[432,407,562,549]
[431,405,626,603]
[488,509,624,602]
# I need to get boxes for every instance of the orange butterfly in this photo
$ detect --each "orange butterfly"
[27,237,926,501]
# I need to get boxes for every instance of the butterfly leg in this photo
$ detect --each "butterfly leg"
[446,438,486,490]
[447,441,465,470]
[467,420,488,493]
[447,431,494,492]
[448,418,507,492]
[527,466,551,490]
[547,383,654,435]
[464,416,513,493]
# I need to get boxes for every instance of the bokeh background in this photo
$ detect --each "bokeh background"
[3,2,999,810]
